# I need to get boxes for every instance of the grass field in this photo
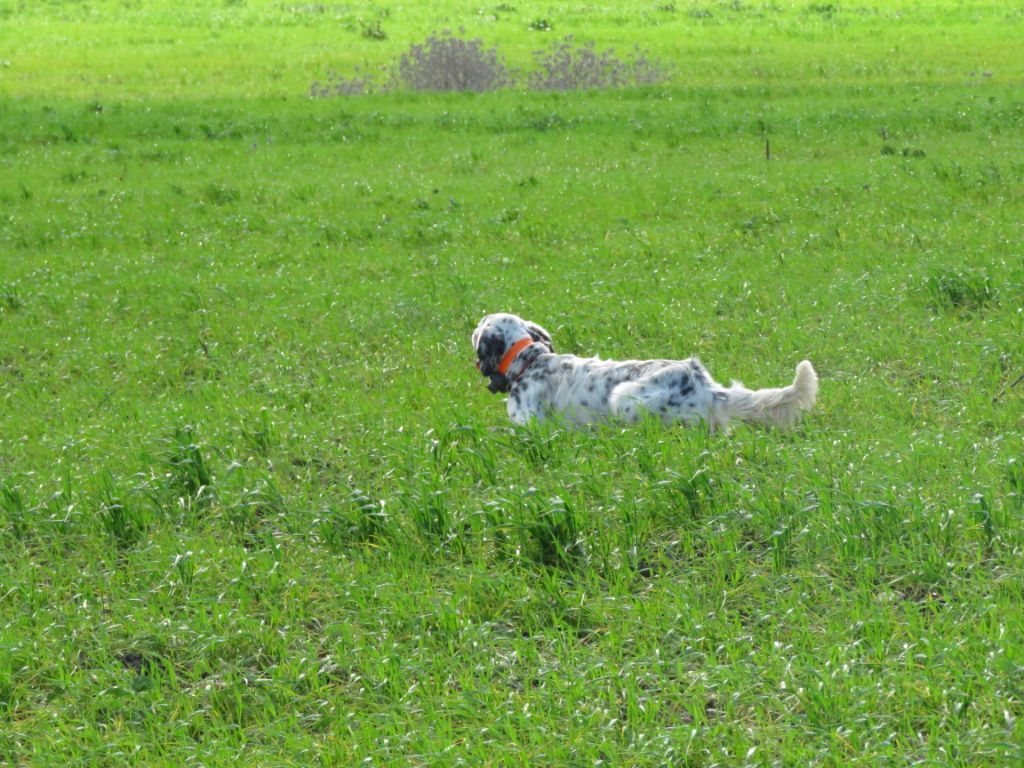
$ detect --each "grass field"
[2,1,1023,765]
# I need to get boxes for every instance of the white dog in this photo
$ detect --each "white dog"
[472,312,817,430]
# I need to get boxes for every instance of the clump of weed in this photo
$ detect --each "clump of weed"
[171,550,196,595]
[0,661,16,715]
[655,468,714,524]
[241,409,276,458]
[0,479,29,540]
[430,423,498,484]
[528,18,553,31]
[529,36,628,90]
[409,483,456,547]
[0,285,22,312]
[312,31,509,95]
[226,477,286,545]
[203,184,240,206]
[312,32,671,96]
[1007,460,1024,506]
[41,468,76,540]
[529,35,673,90]
[394,30,512,92]
[807,3,837,17]
[969,493,997,555]
[519,574,596,638]
[310,66,379,97]
[95,473,149,549]
[360,19,387,40]
[881,145,926,158]
[922,267,998,312]
[508,423,564,468]
[317,488,390,548]
[164,426,216,508]
[519,495,583,570]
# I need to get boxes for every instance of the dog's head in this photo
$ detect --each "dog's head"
[471,313,554,393]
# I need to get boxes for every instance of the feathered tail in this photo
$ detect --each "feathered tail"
[713,361,818,429]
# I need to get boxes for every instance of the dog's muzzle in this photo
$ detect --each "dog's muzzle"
[476,360,510,393]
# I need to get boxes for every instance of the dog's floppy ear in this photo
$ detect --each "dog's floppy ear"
[525,321,554,352]
[474,325,512,393]
[474,326,505,376]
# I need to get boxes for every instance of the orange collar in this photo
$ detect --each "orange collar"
[498,337,534,376]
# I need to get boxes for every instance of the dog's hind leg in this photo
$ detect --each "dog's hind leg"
[608,380,705,426]
[607,380,650,423]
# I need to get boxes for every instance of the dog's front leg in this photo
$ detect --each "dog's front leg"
[507,387,544,425]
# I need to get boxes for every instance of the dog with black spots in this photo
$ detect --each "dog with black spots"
[472,312,817,430]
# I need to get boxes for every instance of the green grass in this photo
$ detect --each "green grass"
[2,1,1024,765]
